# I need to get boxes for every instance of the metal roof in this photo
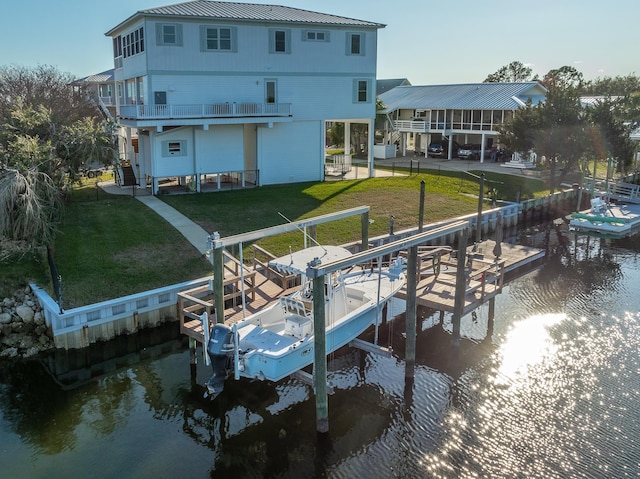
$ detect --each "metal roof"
[378,82,547,112]
[107,1,384,35]
[75,69,115,83]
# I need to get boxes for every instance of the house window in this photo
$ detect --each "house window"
[346,33,365,56]
[120,27,144,59]
[353,79,370,103]
[265,80,277,104]
[156,23,183,46]
[269,29,291,54]
[303,30,329,42]
[162,140,187,157]
[200,26,236,51]
[275,31,286,52]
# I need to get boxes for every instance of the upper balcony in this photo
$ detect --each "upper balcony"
[393,119,504,133]
[118,102,292,121]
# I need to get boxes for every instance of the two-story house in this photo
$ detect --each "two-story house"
[378,82,547,162]
[105,1,384,194]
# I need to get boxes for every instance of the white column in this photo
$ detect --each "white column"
[344,122,351,157]
[480,133,486,164]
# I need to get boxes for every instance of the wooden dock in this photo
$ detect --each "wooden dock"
[179,239,545,344]
[179,247,300,344]
[396,240,544,315]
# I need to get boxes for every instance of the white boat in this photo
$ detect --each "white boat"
[569,197,640,237]
[205,245,406,396]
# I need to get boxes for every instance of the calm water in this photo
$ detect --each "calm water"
[2,222,640,478]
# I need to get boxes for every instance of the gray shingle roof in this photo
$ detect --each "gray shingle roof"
[107,1,384,35]
[379,82,547,112]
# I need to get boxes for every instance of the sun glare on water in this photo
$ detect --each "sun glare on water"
[494,313,566,384]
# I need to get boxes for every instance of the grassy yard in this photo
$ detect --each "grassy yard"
[2,168,546,306]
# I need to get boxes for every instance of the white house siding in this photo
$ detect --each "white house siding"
[143,19,376,76]
[258,121,322,185]
[138,132,151,182]
[195,125,244,173]
[108,4,382,193]
[151,127,194,177]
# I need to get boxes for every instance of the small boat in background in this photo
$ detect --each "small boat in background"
[206,245,406,396]
[569,197,640,237]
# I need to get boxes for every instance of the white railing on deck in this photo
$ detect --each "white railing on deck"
[394,120,430,132]
[119,102,291,120]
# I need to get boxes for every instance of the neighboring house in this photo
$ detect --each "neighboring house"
[378,82,547,161]
[105,1,384,194]
[74,69,116,120]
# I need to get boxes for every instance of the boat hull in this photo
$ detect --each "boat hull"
[235,268,404,383]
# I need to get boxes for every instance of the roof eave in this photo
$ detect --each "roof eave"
[106,11,384,37]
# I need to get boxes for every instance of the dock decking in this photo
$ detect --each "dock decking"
[180,239,545,344]
[396,240,544,315]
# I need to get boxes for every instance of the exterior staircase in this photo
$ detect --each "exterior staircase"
[121,164,137,186]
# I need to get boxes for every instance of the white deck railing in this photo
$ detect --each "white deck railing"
[119,102,291,120]
[393,120,497,133]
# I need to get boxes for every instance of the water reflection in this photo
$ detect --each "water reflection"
[1,221,640,478]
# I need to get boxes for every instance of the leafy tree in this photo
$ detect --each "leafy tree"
[499,65,638,191]
[586,99,636,172]
[0,65,94,125]
[0,167,63,251]
[484,61,538,83]
[498,77,587,192]
[541,66,584,91]
[583,74,640,96]
[0,65,115,255]
[58,117,116,176]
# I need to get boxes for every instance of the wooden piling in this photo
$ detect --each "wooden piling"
[361,211,369,251]
[405,245,418,381]
[452,229,469,345]
[313,274,329,434]
[213,234,225,325]
[419,180,425,233]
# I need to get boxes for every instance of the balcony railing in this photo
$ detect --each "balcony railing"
[393,119,499,133]
[119,102,292,120]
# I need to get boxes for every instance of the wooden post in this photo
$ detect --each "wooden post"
[419,180,425,233]
[452,229,468,345]
[361,211,369,251]
[313,274,329,433]
[212,233,225,325]
[405,245,418,382]
[476,174,485,244]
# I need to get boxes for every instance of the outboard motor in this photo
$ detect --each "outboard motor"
[205,324,234,398]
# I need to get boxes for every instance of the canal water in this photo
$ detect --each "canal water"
[2,222,639,478]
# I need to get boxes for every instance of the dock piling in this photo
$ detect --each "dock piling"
[405,245,418,381]
[452,229,469,345]
[313,274,329,434]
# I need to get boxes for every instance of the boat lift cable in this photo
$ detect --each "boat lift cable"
[277,212,328,254]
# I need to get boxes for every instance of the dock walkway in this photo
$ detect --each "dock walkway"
[179,239,544,344]
[396,240,544,315]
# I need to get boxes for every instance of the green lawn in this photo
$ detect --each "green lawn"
[2,169,546,306]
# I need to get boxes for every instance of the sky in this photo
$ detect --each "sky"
[1,0,638,84]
